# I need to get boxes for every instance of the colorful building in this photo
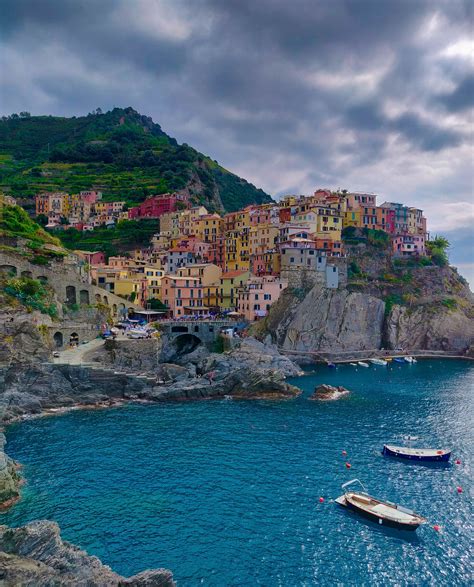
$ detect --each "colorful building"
[128,193,188,219]
[392,234,426,257]
[219,270,251,309]
[236,275,288,321]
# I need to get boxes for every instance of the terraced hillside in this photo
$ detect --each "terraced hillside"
[0,108,272,213]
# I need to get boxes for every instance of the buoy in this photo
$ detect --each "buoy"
[345,462,352,469]
[342,450,347,456]
[455,459,461,465]
[433,525,440,532]
[319,497,324,503]
[457,486,463,494]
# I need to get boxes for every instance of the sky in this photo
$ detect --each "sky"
[1,0,473,282]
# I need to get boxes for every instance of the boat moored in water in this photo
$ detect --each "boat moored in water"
[404,356,416,363]
[350,363,358,367]
[357,361,369,368]
[370,358,387,366]
[382,436,451,462]
[335,479,427,531]
[393,357,405,363]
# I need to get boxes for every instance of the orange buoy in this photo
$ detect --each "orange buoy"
[457,486,463,494]
[433,525,440,532]
[319,497,324,503]
[342,450,347,456]
[345,462,351,469]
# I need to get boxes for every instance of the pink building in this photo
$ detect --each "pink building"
[237,275,288,321]
[161,275,204,317]
[392,234,426,257]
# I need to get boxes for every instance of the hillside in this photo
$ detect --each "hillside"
[0,108,272,213]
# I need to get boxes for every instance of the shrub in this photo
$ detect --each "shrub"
[441,298,457,310]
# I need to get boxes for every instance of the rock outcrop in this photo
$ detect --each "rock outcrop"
[385,304,474,352]
[0,434,20,508]
[261,265,474,357]
[266,285,385,352]
[309,384,350,401]
[0,521,175,586]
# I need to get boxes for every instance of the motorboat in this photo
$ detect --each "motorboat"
[370,358,387,366]
[404,356,416,363]
[327,362,336,368]
[393,358,405,363]
[357,361,369,368]
[382,436,451,462]
[350,363,358,367]
[335,479,427,531]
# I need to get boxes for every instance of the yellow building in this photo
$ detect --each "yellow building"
[144,266,166,301]
[312,206,343,241]
[344,209,362,228]
[178,206,208,236]
[225,228,250,272]
[194,213,223,243]
[219,270,250,309]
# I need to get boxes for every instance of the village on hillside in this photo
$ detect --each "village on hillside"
[26,188,429,321]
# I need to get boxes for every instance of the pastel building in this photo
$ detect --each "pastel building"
[392,234,426,257]
[128,193,188,219]
[237,275,288,321]
[218,270,251,309]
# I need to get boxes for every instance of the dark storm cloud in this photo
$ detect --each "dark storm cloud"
[1,0,473,242]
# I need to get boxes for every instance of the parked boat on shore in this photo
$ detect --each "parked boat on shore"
[335,479,427,531]
[382,436,451,462]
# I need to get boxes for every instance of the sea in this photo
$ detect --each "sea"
[2,359,473,586]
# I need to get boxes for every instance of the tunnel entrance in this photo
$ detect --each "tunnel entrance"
[173,333,202,356]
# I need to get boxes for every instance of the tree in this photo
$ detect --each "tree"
[36,213,48,227]
[426,235,450,267]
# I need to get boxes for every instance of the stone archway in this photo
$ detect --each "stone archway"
[79,289,90,305]
[53,331,63,348]
[37,275,48,283]
[69,332,79,346]
[95,293,102,303]
[66,285,77,305]
[112,304,117,316]
[103,295,109,305]
[172,333,202,356]
[0,265,17,276]
[21,270,32,278]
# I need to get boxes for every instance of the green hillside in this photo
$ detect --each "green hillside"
[0,107,272,213]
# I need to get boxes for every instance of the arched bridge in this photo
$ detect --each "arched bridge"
[157,320,236,359]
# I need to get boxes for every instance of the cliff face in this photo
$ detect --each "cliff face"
[262,264,474,356]
[0,521,175,586]
[266,286,385,352]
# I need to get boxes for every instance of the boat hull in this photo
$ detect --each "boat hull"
[382,445,451,462]
[342,497,421,531]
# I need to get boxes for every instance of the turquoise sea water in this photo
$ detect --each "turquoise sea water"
[2,360,473,586]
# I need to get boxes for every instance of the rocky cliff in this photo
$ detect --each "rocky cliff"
[0,521,175,586]
[259,262,474,357]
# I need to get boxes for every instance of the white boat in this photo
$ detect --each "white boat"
[404,356,415,363]
[358,361,369,368]
[336,479,427,531]
[350,363,358,367]
[382,436,451,462]
[370,358,387,366]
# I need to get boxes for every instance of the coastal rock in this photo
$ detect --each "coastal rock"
[385,304,474,352]
[0,521,175,586]
[267,285,385,353]
[0,309,51,365]
[0,434,20,507]
[309,384,350,401]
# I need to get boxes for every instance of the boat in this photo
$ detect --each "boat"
[335,479,427,531]
[382,436,451,462]
[327,362,336,368]
[350,363,358,367]
[370,358,387,366]
[404,356,415,363]
[393,358,405,363]
[357,361,369,368]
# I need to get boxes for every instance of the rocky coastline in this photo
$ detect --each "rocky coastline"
[0,316,304,585]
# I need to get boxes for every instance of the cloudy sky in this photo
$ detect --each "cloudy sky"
[1,0,473,281]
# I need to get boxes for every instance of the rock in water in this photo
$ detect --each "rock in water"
[309,384,350,401]
[0,521,175,586]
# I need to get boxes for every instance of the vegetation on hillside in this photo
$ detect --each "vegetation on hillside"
[0,107,272,212]
[2,275,57,317]
[55,218,158,257]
